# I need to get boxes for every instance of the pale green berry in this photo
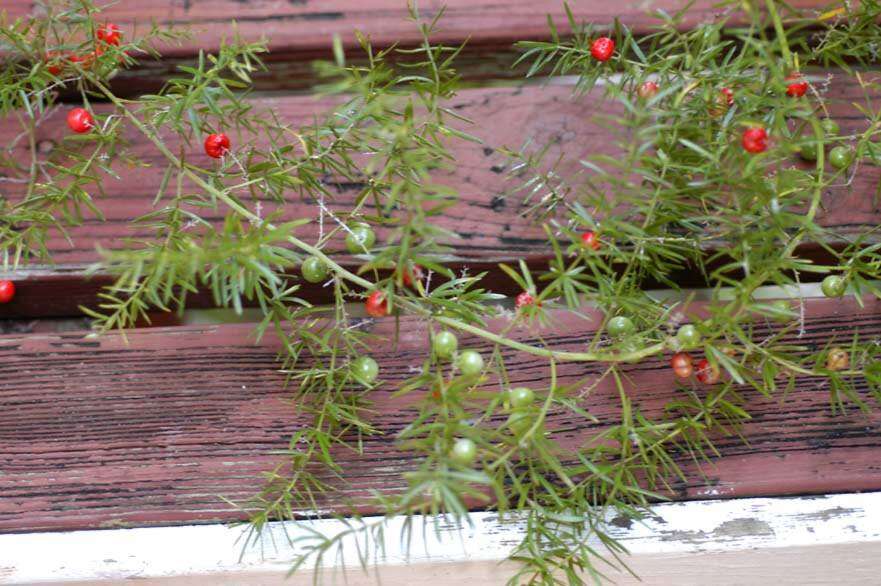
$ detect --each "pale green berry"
[351,356,379,385]
[450,438,477,465]
[433,331,458,360]
[457,350,484,377]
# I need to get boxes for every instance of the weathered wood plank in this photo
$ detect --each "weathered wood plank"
[1,294,880,533]
[2,78,878,317]
[2,1,832,58]
[3,492,880,584]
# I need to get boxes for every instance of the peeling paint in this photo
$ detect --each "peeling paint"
[659,517,775,545]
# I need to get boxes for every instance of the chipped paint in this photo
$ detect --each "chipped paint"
[2,492,881,583]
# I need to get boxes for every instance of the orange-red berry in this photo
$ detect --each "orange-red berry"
[670,352,693,379]
[402,264,424,288]
[204,133,231,159]
[785,74,808,97]
[637,81,659,99]
[742,127,768,154]
[66,108,94,133]
[590,37,615,62]
[96,23,122,46]
[581,231,601,251]
[365,291,388,317]
[695,358,721,384]
[0,280,14,304]
[515,291,535,309]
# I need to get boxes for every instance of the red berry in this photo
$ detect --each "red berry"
[0,280,14,304]
[69,51,99,69]
[785,74,808,97]
[590,37,615,62]
[96,23,122,46]
[204,133,231,159]
[66,108,94,133]
[401,264,424,288]
[670,352,693,379]
[365,291,388,317]
[515,291,535,309]
[709,87,734,117]
[45,51,65,75]
[637,81,659,99]
[695,359,721,384]
[581,231,601,251]
[742,127,768,154]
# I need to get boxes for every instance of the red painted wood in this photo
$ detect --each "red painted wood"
[1,295,880,533]
[1,1,832,58]
[2,79,878,317]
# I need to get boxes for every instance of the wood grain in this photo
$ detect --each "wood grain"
[3,77,879,317]
[2,1,832,58]
[2,295,881,533]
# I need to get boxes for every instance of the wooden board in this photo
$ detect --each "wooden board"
[3,492,881,584]
[2,1,833,58]
[2,294,880,533]
[3,78,879,317]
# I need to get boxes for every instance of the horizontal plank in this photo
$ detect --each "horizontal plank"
[2,1,832,58]
[2,78,878,317]
[2,293,881,533]
[3,492,880,583]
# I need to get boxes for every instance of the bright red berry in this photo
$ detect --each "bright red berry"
[96,23,122,46]
[515,291,535,309]
[637,81,659,99]
[401,264,424,288]
[365,291,388,317]
[204,133,231,159]
[0,280,14,304]
[66,108,94,133]
[695,358,721,384]
[590,37,615,62]
[785,73,808,97]
[581,231,601,251]
[670,352,693,379]
[742,127,768,154]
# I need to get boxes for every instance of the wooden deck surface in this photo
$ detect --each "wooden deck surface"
[2,296,881,532]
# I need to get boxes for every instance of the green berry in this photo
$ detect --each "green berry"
[345,224,376,254]
[351,356,379,385]
[507,411,533,436]
[820,119,840,136]
[798,141,819,161]
[457,350,484,377]
[676,324,701,349]
[508,386,535,409]
[770,299,795,323]
[300,256,328,283]
[433,331,458,359]
[607,316,635,337]
[450,438,477,465]
[829,145,854,170]
[821,275,846,298]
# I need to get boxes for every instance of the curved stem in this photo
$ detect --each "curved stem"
[436,315,667,363]
[96,80,670,365]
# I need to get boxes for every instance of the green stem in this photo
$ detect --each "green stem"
[96,80,670,366]
[765,0,793,68]
[436,315,667,363]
